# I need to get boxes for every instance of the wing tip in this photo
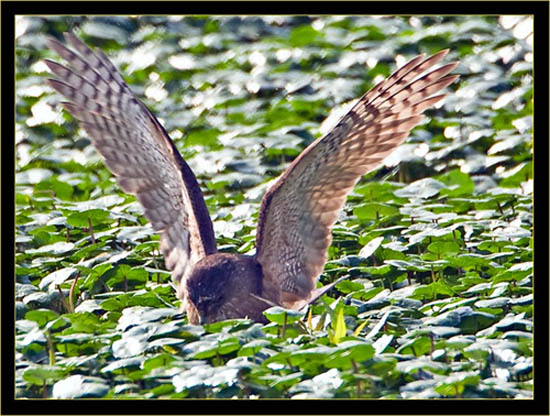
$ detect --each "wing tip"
[429,49,451,61]
[43,58,67,75]
[420,48,452,69]
[440,60,459,73]
[46,77,65,90]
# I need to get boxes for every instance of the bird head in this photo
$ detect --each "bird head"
[185,253,263,324]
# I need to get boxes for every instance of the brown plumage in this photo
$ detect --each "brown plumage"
[46,32,458,324]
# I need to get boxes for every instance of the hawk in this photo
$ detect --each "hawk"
[46,32,458,324]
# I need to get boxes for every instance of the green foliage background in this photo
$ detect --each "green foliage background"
[15,15,533,399]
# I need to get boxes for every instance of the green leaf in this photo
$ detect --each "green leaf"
[263,306,305,325]
[354,203,399,220]
[238,339,272,356]
[288,25,322,47]
[335,280,364,294]
[185,129,221,148]
[23,365,66,385]
[25,309,60,327]
[52,375,109,398]
[396,336,432,356]
[324,341,375,369]
[394,178,447,199]
[66,209,110,227]
[437,169,474,197]
[358,236,384,258]
[427,241,461,256]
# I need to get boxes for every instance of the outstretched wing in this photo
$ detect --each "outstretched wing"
[255,50,459,307]
[45,32,217,289]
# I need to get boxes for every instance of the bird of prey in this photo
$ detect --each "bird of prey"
[45,32,458,324]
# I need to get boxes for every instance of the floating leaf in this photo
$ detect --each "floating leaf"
[66,209,110,228]
[52,375,109,398]
[394,178,447,199]
[263,306,305,325]
[354,203,399,220]
[25,309,60,327]
[427,241,461,256]
[23,365,66,385]
[39,267,78,290]
[358,236,384,258]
